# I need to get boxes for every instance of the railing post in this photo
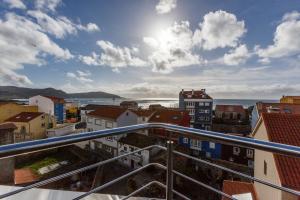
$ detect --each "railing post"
[166,140,174,200]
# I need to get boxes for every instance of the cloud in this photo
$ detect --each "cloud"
[28,10,100,39]
[223,44,251,65]
[4,0,26,9]
[144,21,201,73]
[80,40,147,71]
[156,0,176,14]
[193,10,246,50]
[35,0,62,12]
[0,68,33,86]
[66,70,93,83]
[0,12,73,86]
[257,11,300,59]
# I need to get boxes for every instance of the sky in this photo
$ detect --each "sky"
[1,0,300,99]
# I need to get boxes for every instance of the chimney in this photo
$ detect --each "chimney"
[201,89,206,93]
[192,89,194,95]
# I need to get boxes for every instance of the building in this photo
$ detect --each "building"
[179,89,213,130]
[213,105,251,135]
[130,109,156,135]
[252,113,300,200]
[0,122,17,184]
[149,109,190,141]
[251,102,300,129]
[80,104,119,122]
[222,180,258,200]
[221,134,254,168]
[65,102,80,123]
[118,133,158,169]
[46,123,76,137]
[86,107,138,157]
[120,101,138,110]
[29,95,65,124]
[5,112,49,142]
[0,102,38,123]
[280,96,300,104]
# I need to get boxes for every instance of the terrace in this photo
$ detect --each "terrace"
[0,123,299,200]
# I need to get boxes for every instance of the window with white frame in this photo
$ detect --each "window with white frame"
[106,121,113,128]
[206,152,211,158]
[95,119,101,125]
[87,117,93,124]
[246,149,254,158]
[233,147,240,155]
[190,139,201,149]
[106,136,113,141]
[183,137,189,144]
[209,142,215,149]
[199,102,204,106]
[205,102,210,106]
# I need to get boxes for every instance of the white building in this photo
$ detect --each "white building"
[86,106,139,157]
[252,113,300,200]
[46,123,76,137]
[118,133,158,169]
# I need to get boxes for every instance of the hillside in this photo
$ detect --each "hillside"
[0,86,121,99]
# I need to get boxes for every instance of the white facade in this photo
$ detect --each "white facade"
[118,143,150,169]
[46,124,76,137]
[29,95,54,116]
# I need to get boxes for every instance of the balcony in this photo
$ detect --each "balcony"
[0,123,299,200]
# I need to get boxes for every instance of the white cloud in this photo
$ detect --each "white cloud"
[155,0,176,14]
[223,44,250,65]
[144,21,201,73]
[0,12,73,85]
[35,0,62,12]
[80,40,147,71]
[257,11,300,59]
[193,10,246,50]
[66,70,93,83]
[28,10,100,39]
[4,0,26,9]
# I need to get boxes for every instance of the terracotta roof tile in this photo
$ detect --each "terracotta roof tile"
[130,109,155,117]
[5,112,44,122]
[262,113,300,190]
[42,95,65,103]
[215,105,245,113]
[222,180,258,200]
[149,109,189,125]
[256,102,300,116]
[87,107,127,120]
[14,168,39,185]
[0,122,17,130]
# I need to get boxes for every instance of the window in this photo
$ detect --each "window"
[190,139,201,149]
[264,160,267,175]
[106,136,113,141]
[138,151,142,155]
[205,102,210,106]
[183,137,189,144]
[233,147,240,155]
[199,102,204,106]
[41,123,45,127]
[41,115,45,119]
[209,142,215,149]
[87,117,93,124]
[126,112,129,116]
[206,152,211,158]
[205,116,210,121]
[95,119,101,125]
[142,117,146,121]
[124,146,127,151]
[246,149,254,158]
[106,121,113,128]
[204,109,210,114]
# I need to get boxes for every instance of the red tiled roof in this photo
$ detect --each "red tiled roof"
[256,102,300,116]
[262,113,300,190]
[42,95,65,103]
[0,122,17,130]
[179,90,212,99]
[87,107,127,120]
[215,105,245,114]
[131,109,155,117]
[14,168,39,185]
[222,180,258,200]
[149,109,189,125]
[5,112,44,122]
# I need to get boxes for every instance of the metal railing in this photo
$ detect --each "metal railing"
[0,123,300,200]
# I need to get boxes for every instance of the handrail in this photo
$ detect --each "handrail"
[1,123,300,159]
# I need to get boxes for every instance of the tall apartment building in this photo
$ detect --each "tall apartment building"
[179,89,213,130]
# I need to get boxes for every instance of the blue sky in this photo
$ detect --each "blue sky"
[1,0,300,99]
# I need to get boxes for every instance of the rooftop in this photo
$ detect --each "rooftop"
[0,122,17,131]
[119,132,157,148]
[80,104,119,111]
[256,102,300,116]
[131,109,156,117]
[5,112,44,123]
[260,113,300,190]
[42,95,65,103]
[179,89,212,99]
[222,180,258,200]
[149,109,189,125]
[87,106,127,120]
[215,105,245,113]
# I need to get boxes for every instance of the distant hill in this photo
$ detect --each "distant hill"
[0,86,121,99]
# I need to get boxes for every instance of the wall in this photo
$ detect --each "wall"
[116,110,138,127]
[0,103,38,123]
[254,122,282,200]
[29,96,54,116]
[54,103,64,123]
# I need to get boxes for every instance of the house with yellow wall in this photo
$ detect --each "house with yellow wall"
[5,112,50,142]
[280,96,300,104]
[0,102,38,123]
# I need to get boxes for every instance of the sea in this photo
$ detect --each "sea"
[61,98,279,109]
